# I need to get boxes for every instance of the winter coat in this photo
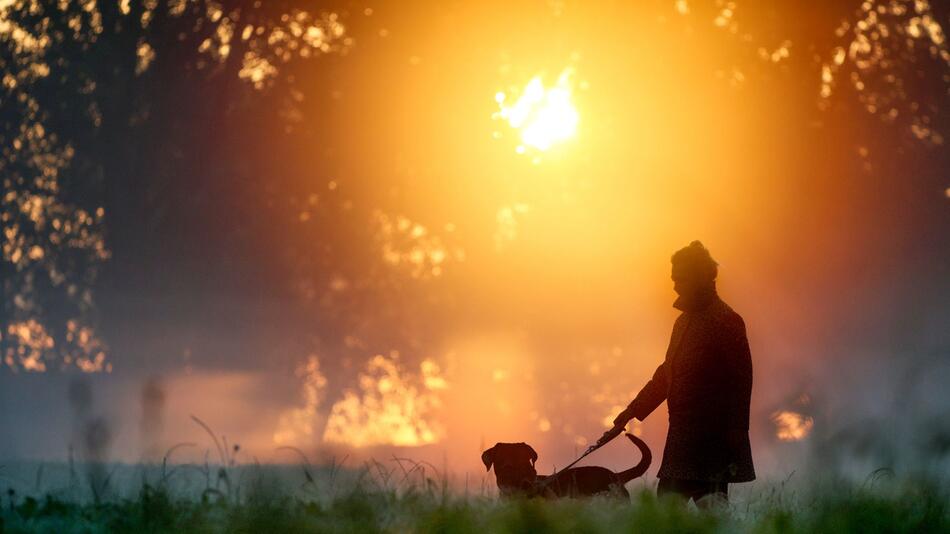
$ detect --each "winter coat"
[627,287,755,483]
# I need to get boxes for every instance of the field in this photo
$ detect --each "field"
[1,460,947,533]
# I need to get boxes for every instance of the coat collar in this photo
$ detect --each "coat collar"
[673,284,719,312]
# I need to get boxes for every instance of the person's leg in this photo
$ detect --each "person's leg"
[657,478,701,501]
[657,477,689,499]
[693,481,729,509]
[656,477,674,497]
[658,479,729,506]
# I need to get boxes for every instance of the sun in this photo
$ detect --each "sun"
[494,68,579,154]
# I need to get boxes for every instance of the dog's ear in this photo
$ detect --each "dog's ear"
[481,445,496,472]
[521,443,538,466]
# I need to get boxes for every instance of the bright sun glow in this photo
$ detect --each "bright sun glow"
[494,68,579,153]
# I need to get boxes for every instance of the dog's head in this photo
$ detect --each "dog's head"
[481,442,538,495]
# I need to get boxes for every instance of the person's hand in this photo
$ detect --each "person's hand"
[595,425,624,447]
[612,406,635,428]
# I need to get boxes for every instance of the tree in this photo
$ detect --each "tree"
[1,0,351,372]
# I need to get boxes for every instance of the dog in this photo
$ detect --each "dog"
[481,433,651,498]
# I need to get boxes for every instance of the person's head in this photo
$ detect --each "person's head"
[671,241,718,297]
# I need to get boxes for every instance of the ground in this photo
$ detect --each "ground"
[0,462,947,533]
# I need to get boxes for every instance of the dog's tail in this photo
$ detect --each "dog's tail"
[615,433,652,484]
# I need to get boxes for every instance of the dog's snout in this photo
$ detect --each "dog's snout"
[494,462,536,491]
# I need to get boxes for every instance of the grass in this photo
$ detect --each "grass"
[2,422,946,532]
[0,466,947,533]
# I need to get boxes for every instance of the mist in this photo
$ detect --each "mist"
[1,0,948,493]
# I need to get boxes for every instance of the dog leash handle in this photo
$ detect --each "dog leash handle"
[594,424,625,448]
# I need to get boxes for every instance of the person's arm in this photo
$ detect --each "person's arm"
[614,359,671,426]
[612,317,682,428]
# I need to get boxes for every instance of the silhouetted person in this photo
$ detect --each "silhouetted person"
[610,241,754,504]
